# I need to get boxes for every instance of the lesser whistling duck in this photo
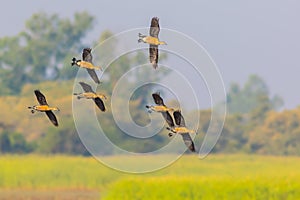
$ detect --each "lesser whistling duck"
[138,17,167,69]
[71,48,102,84]
[166,110,196,152]
[28,90,59,127]
[146,92,174,128]
[74,82,107,112]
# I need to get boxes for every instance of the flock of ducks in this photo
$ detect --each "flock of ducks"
[27,17,197,152]
[146,93,196,152]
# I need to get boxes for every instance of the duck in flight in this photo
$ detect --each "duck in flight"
[138,17,167,69]
[73,82,107,112]
[28,90,59,127]
[146,92,174,128]
[72,48,102,84]
[166,110,196,152]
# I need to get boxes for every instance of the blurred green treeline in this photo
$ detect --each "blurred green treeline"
[1,12,298,156]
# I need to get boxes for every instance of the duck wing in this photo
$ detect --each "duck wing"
[82,48,93,63]
[86,69,100,84]
[94,97,106,112]
[149,45,158,69]
[79,82,95,93]
[161,111,175,128]
[45,111,58,127]
[150,17,160,38]
[152,93,165,106]
[34,90,48,105]
[181,133,196,152]
[173,110,186,127]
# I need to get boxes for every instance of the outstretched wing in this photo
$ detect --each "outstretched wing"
[181,133,196,152]
[173,110,186,127]
[94,97,106,112]
[149,45,158,69]
[86,69,100,84]
[45,111,58,127]
[150,17,160,38]
[82,48,93,63]
[34,90,48,105]
[152,93,165,105]
[79,82,94,93]
[161,111,174,128]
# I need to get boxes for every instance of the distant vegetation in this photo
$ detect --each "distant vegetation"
[0,12,94,94]
[0,12,299,156]
[0,73,297,156]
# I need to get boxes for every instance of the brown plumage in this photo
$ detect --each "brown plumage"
[152,92,164,105]
[172,111,196,152]
[82,48,93,63]
[150,17,160,38]
[34,90,48,106]
[138,17,166,69]
[82,48,100,84]
[146,93,174,128]
[149,44,158,69]
[149,17,160,69]
[74,82,106,112]
[45,111,59,127]
[28,90,59,127]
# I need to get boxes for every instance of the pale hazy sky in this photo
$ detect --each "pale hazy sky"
[1,0,299,109]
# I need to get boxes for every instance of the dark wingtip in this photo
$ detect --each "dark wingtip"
[152,92,160,98]
[51,120,59,127]
[152,63,158,69]
[83,47,92,52]
[99,105,106,112]
[152,17,159,21]
[34,90,41,97]
[189,143,196,152]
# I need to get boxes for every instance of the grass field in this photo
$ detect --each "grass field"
[0,154,300,199]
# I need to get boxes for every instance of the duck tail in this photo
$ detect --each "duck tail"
[97,66,103,71]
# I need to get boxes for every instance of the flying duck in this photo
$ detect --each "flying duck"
[138,17,167,69]
[71,48,102,84]
[146,92,174,127]
[166,110,196,152]
[73,82,107,112]
[28,90,59,127]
